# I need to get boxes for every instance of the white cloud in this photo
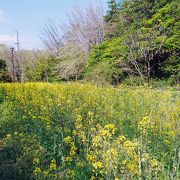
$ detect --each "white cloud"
[0,34,15,42]
[0,34,40,50]
[0,10,8,23]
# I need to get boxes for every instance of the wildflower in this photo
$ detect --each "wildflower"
[33,158,40,164]
[163,140,170,145]
[100,129,110,137]
[150,159,159,168]
[65,156,72,162]
[77,161,85,168]
[67,169,75,176]
[87,154,95,162]
[127,163,138,174]
[92,136,102,147]
[72,130,77,136]
[50,159,57,170]
[138,116,152,135]
[69,143,77,156]
[87,111,94,117]
[117,135,126,143]
[92,161,103,169]
[33,167,41,175]
[90,176,95,180]
[104,124,116,130]
[77,115,82,121]
[6,134,11,138]
[43,170,49,177]
[64,136,72,144]
[46,122,51,130]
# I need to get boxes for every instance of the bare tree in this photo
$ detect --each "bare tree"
[40,3,105,81]
[124,29,167,84]
[56,42,88,81]
[41,4,105,54]
[41,20,64,55]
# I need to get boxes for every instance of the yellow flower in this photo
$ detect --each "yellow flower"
[64,136,72,144]
[69,144,77,156]
[65,156,72,162]
[117,135,126,143]
[72,130,77,136]
[104,124,116,130]
[77,115,82,121]
[100,129,110,137]
[127,163,138,174]
[90,176,95,180]
[92,161,103,169]
[87,154,95,162]
[50,159,57,170]
[67,169,75,176]
[6,134,11,138]
[33,167,41,175]
[87,111,94,117]
[150,159,159,168]
[33,158,40,164]
[77,161,85,168]
[43,170,49,177]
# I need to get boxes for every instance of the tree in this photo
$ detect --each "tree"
[105,0,119,22]
[41,4,105,54]
[0,59,12,82]
[40,4,105,82]
[55,43,88,81]
[124,28,167,83]
[25,56,59,82]
[87,0,179,85]
[41,21,64,55]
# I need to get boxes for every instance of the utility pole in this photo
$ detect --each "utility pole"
[14,30,22,82]
[14,30,20,51]
[10,47,15,82]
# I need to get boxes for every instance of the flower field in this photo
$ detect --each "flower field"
[0,83,179,179]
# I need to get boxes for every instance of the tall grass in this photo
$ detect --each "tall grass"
[0,83,179,179]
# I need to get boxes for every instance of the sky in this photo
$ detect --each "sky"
[0,0,108,50]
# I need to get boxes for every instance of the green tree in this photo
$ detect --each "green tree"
[0,59,12,82]
[105,0,119,22]
[86,0,179,85]
[26,57,60,82]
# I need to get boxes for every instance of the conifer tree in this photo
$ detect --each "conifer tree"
[105,0,119,22]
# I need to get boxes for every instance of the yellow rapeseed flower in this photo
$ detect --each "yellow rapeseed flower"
[92,161,103,169]
[33,167,41,175]
[33,158,40,164]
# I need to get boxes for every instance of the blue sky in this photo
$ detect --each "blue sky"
[0,0,108,50]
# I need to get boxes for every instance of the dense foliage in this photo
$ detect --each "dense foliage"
[0,0,179,85]
[88,0,180,85]
[0,59,12,82]
[0,83,179,179]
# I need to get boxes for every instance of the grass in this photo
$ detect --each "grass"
[0,83,179,179]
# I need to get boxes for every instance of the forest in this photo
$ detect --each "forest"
[0,0,179,86]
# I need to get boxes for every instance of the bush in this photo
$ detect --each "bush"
[85,62,116,86]
[25,57,60,82]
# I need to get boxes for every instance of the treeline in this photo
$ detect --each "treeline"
[0,0,179,86]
